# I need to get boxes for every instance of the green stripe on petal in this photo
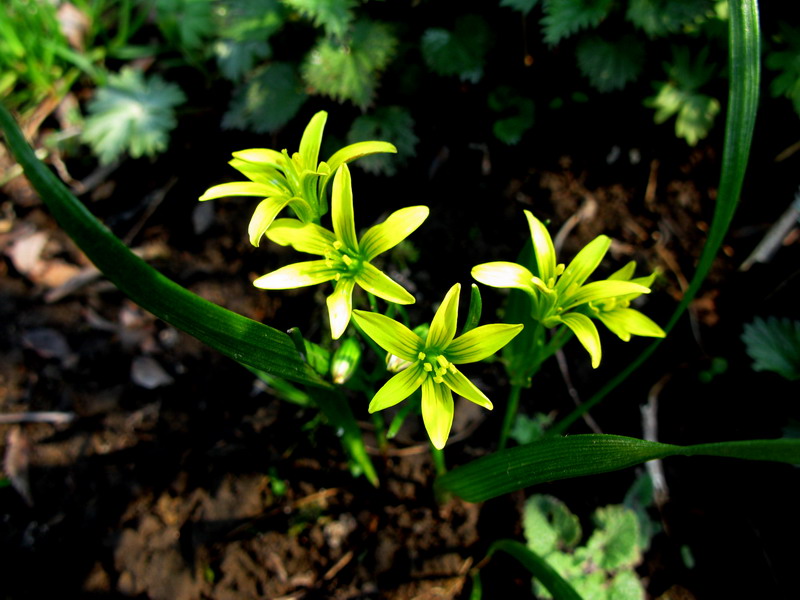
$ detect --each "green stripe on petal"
[421,377,454,450]
[199,181,287,201]
[355,262,415,305]
[253,260,335,289]
[266,219,335,255]
[443,368,493,410]
[471,262,537,296]
[299,111,327,170]
[445,323,524,364]
[560,312,602,369]
[327,278,356,340]
[561,280,650,311]
[232,148,287,170]
[360,206,430,260]
[427,283,461,349]
[352,310,423,361]
[555,235,611,295]
[369,363,424,413]
[332,165,359,252]
[248,197,293,246]
[597,308,666,341]
[524,211,557,283]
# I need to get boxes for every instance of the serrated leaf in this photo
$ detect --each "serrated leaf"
[215,38,272,81]
[214,0,284,81]
[345,106,417,176]
[626,0,716,38]
[523,495,582,556]
[500,0,540,15]
[742,316,800,380]
[154,0,216,51]
[585,505,640,571]
[223,62,307,133]
[421,15,492,83]
[81,67,186,165]
[576,35,645,93]
[608,570,646,600]
[282,0,356,39]
[766,24,800,116]
[302,19,396,108]
[541,0,613,46]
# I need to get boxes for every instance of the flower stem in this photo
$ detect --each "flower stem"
[498,383,522,450]
[431,444,447,476]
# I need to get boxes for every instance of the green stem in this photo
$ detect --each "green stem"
[371,412,388,452]
[431,444,447,476]
[498,384,522,451]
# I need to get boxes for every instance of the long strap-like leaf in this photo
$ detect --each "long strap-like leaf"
[0,104,329,389]
[437,434,799,503]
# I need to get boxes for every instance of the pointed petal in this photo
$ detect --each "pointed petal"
[327,278,356,339]
[326,141,398,174]
[355,262,415,305]
[331,164,359,252]
[369,363,424,412]
[232,148,287,170]
[445,323,524,363]
[199,181,287,201]
[443,368,493,410]
[608,261,637,281]
[560,312,602,369]
[427,283,461,349]
[253,260,335,289]
[228,159,291,192]
[597,308,666,341]
[561,280,650,310]
[555,235,611,296]
[471,262,538,296]
[248,197,292,246]
[352,310,424,361]
[524,211,557,283]
[359,206,430,260]
[299,111,327,170]
[266,218,335,255]
[421,377,454,450]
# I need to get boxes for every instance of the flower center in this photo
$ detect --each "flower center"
[326,240,362,279]
[416,351,456,384]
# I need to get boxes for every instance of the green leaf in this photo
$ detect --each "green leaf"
[154,0,216,52]
[488,86,535,145]
[608,570,646,600]
[523,495,582,556]
[576,35,645,93]
[302,19,396,108]
[346,107,418,176]
[223,62,307,133]
[81,67,186,165]
[485,540,583,600]
[585,505,640,570]
[541,0,613,46]
[421,15,492,83]
[436,434,800,502]
[500,0,541,16]
[214,0,284,81]
[766,23,800,116]
[626,0,716,38]
[282,0,356,39]
[741,316,800,380]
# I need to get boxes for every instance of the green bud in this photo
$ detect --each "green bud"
[331,337,362,384]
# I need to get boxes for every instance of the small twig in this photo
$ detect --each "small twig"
[739,187,800,271]
[322,550,353,581]
[641,374,671,507]
[0,411,75,425]
[553,196,598,255]
[555,349,602,433]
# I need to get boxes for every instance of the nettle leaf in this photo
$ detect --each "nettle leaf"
[223,62,307,133]
[345,106,417,176]
[585,505,641,571]
[626,0,716,38]
[214,0,284,81]
[523,495,582,556]
[81,68,186,165]
[541,0,613,46]
[488,86,535,145]
[576,35,645,93]
[500,0,540,16]
[155,0,216,52]
[766,24,800,116]
[282,0,356,39]
[302,20,396,108]
[742,316,800,380]
[421,15,492,83]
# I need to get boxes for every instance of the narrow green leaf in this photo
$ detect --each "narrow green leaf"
[436,434,799,503]
[462,284,482,334]
[486,540,583,600]
[0,104,327,389]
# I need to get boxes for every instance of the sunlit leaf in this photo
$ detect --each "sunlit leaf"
[541,0,613,46]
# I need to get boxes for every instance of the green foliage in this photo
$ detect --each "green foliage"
[488,86,535,145]
[576,35,645,93]
[282,0,356,39]
[645,46,720,145]
[154,0,216,54]
[626,0,716,38]
[500,0,540,16]
[302,19,396,108]
[509,412,553,445]
[214,0,284,81]
[541,0,614,46]
[223,61,307,132]
[741,317,800,381]
[523,495,582,556]
[421,15,492,83]
[346,106,417,176]
[766,24,800,117]
[81,67,186,164]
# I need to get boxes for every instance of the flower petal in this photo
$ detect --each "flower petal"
[266,218,335,256]
[369,363,424,412]
[355,262,415,305]
[445,323,524,364]
[253,260,335,289]
[199,181,287,201]
[427,283,461,350]
[352,310,424,361]
[327,278,356,339]
[359,206,430,260]
[231,148,287,171]
[443,368,493,410]
[608,261,637,282]
[560,280,650,310]
[471,262,538,295]
[559,312,602,369]
[299,111,327,170]
[248,197,292,246]
[331,164,359,252]
[555,235,611,296]
[326,141,398,174]
[524,211,557,283]
[421,377,454,450]
[597,308,666,341]
[228,159,291,192]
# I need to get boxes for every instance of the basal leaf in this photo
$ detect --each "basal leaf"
[500,0,541,16]
[541,0,613,46]
[576,35,645,93]
[585,505,640,570]
[742,316,800,380]
[523,495,582,556]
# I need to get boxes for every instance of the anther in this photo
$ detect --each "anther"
[333,240,343,250]
[436,355,449,368]
[417,352,426,360]
[433,376,443,384]
[423,363,433,372]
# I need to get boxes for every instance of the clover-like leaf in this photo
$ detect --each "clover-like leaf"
[742,316,800,380]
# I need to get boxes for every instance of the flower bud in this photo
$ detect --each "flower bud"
[331,337,362,384]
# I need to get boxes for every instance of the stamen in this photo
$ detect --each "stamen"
[417,352,426,360]
[435,367,446,377]
[436,355,449,368]
[433,376,443,384]
[341,255,353,266]
[334,273,341,281]
[423,363,433,372]
[333,240,343,250]
[449,364,457,374]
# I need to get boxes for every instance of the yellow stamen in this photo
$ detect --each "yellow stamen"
[417,352,426,360]
[423,363,433,372]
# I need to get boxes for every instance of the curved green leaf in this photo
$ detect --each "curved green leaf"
[436,434,800,503]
